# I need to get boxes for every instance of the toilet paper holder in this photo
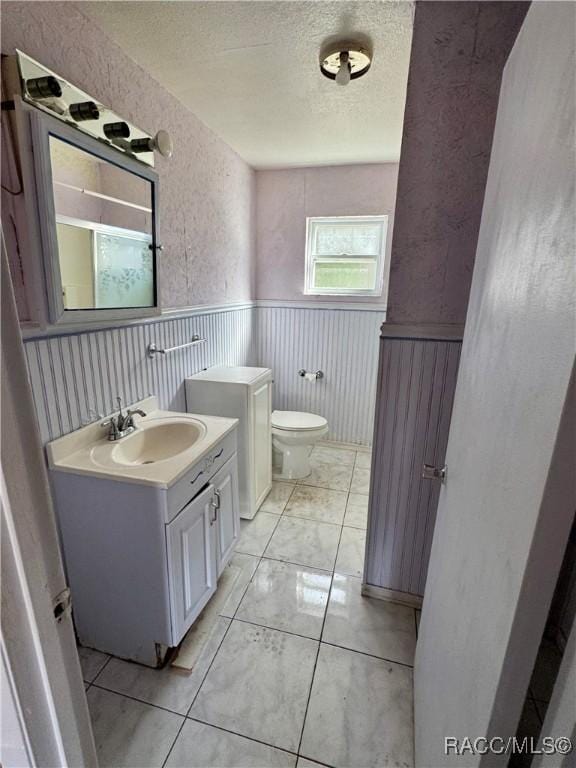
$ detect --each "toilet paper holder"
[298,369,324,380]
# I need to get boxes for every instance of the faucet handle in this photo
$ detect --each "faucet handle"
[101,415,120,439]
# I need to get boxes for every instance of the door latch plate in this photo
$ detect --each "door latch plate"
[53,587,72,623]
[422,464,447,483]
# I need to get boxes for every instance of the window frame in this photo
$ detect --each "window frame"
[304,215,389,297]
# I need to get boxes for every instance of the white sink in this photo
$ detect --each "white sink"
[97,420,206,467]
[46,396,238,487]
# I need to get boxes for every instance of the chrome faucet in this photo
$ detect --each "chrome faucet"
[101,397,147,441]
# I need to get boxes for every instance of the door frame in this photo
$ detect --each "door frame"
[1,237,97,766]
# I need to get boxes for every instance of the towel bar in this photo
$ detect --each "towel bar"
[147,335,206,358]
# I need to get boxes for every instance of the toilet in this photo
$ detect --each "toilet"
[271,410,329,480]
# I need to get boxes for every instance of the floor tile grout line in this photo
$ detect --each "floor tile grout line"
[297,757,337,768]
[230,615,324,643]
[260,509,287,561]
[282,510,347,527]
[235,553,335,575]
[185,714,337,765]
[89,653,113,686]
[237,505,283,561]
[89,682,187,718]
[160,713,187,767]
[295,520,344,757]
[184,616,236,715]
[230,550,267,622]
[298,480,353,493]
[280,482,300,516]
[319,640,415,670]
[261,554,334,573]
[162,609,240,768]
[187,716,299,759]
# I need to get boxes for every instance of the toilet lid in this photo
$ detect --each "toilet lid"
[271,410,328,431]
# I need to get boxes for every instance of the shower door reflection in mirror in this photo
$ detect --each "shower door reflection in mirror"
[50,136,155,310]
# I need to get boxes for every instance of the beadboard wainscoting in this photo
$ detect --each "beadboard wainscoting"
[23,306,256,444]
[365,329,462,598]
[256,305,384,445]
[22,303,383,447]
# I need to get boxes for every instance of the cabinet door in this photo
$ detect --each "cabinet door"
[166,484,217,644]
[252,381,272,509]
[212,454,240,576]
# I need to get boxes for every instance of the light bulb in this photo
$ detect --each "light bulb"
[335,52,351,86]
[153,130,173,158]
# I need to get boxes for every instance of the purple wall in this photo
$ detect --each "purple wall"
[386,1,529,325]
[255,164,399,304]
[1,2,255,316]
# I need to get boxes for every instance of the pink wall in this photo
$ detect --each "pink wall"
[1,2,255,315]
[386,1,528,325]
[255,164,399,305]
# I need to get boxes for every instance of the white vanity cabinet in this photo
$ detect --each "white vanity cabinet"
[50,422,240,667]
[167,453,239,643]
[186,367,273,519]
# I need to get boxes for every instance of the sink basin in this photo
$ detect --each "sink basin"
[109,421,206,465]
[47,397,237,488]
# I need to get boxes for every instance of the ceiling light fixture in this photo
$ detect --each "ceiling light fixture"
[319,42,372,86]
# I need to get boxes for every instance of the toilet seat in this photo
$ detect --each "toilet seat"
[271,410,327,432]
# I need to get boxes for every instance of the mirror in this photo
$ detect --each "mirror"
[30,109,160,324]
[50,137,154,310]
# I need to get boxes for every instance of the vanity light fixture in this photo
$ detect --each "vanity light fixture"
[25,75,62,99]
[16,50,166,167]
[103,121,131,140]
[319,41,372,86]
[130,130,173,159]
[69,101,100,122]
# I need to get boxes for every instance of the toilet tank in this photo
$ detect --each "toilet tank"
[185,367,273,519]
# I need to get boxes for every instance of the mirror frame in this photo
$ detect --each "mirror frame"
[29,109,161,325]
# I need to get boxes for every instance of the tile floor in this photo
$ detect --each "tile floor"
[80,445,417,768]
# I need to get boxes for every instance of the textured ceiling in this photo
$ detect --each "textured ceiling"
[83,1,414,168]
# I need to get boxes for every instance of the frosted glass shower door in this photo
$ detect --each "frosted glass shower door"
[94,231,154,308]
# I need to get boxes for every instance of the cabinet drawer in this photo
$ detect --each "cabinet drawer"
[167,430,237,522]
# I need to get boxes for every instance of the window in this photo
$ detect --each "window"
[304,215,388,296]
